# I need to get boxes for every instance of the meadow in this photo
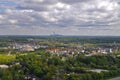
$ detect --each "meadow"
[0,54,16,64]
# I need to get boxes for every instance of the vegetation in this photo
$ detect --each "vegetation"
[1,53,118,80]
[0,54,16,64]
[0,36,120,80]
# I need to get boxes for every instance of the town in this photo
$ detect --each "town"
[0,36,120,56]
[0,36,120,80]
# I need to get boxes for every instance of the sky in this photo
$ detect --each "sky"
[0,0,120,36]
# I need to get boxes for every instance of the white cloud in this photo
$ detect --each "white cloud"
[0,0,120,35]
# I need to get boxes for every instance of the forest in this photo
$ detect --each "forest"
[1,52,120,80]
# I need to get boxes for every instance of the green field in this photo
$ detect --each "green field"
[0,54,16,64]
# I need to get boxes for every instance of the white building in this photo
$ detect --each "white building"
[0,65,9,69]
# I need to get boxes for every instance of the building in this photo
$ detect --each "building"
[22,45,35,51]
[0,65,9,69]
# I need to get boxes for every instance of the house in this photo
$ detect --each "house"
[22,45,35,51]
[98,48,113,54]
[0,65,9,69]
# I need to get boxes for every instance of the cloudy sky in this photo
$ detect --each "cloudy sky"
[0,0,120,36]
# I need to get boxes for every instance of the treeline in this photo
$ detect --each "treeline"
[14,53,120,80]
[40,36,120,44]
[0,36,120,44]
[59,37,120,44]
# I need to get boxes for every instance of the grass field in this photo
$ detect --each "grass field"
[0,54,16,64]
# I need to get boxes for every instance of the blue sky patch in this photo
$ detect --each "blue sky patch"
[0,1,17,6]
[0,8,4,12]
